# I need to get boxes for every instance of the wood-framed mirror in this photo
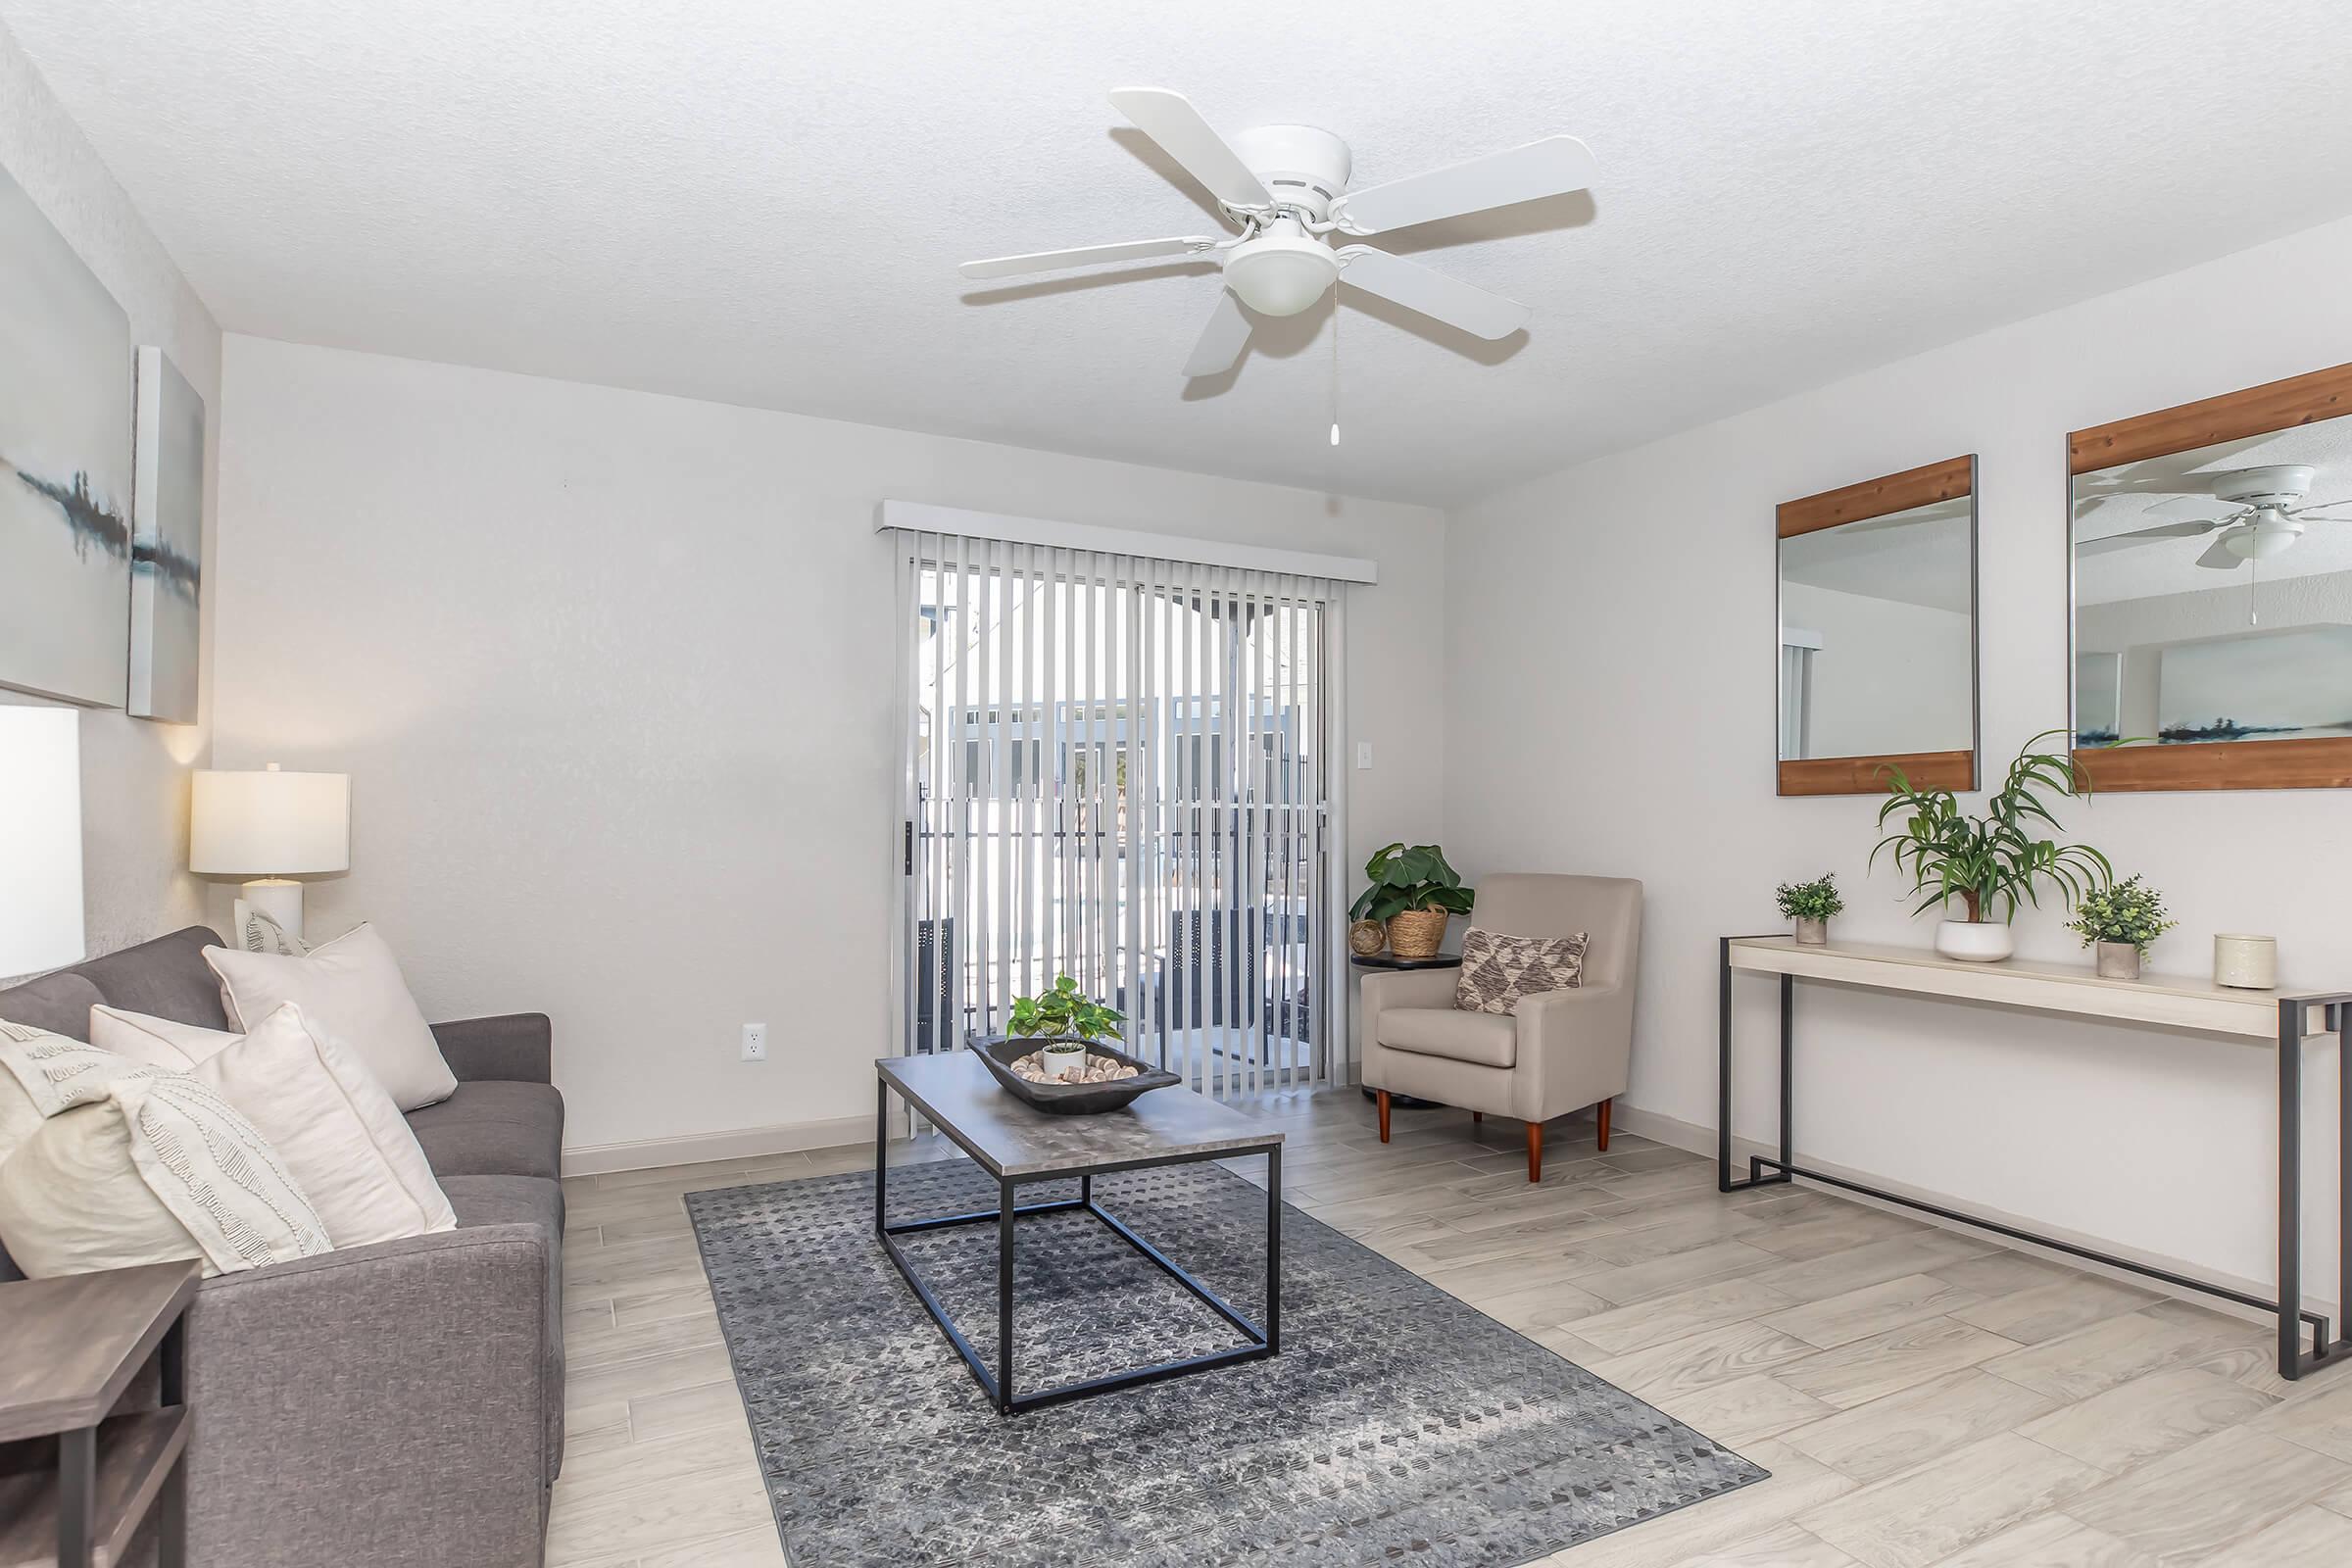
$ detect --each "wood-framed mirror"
[2070,361,2352,791]
[1777,456,1980,796]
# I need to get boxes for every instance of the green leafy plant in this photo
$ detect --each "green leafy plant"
[1776,874,1845,921]
[1348,843,1475,923]
[1008,975,1125,1042]
[1872,731,2112,924]
[2067,874,2176,955]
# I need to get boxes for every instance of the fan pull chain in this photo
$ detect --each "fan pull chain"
[2248,555,2260,626]
[1328,298,1342,448]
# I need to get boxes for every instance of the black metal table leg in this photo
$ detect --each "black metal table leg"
[57,1425,94,1568]
[1719,937,1795,1194]
[158,1314,187,1567]
[998,1176,1016,1415]
[875,1076,889,1236]
[2281,997,2305,1380]
[1266,1144,1282,1353]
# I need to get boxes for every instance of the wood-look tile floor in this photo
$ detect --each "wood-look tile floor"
[549,1090,2352,1567]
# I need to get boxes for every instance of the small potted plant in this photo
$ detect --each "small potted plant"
[1776,874,1843,946]
[1349,843,1475,959]
[1874,731,2112,962]
[2067,874,2175,981]
[1009,975,1126,1080]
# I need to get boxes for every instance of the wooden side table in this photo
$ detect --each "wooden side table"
[0,1259,198,1568]
[1349,953,1463,1109]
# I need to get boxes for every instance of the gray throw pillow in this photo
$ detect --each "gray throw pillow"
[1453,927,1587,1014]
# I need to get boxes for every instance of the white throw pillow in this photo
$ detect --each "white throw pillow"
[86,1005,238,1072]
[204,924,458,1111]
[0,1021,332,1278]
[91,1004,459,1250]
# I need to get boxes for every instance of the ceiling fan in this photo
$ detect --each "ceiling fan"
[959,88,1596,377]
[2077,466,2352,568]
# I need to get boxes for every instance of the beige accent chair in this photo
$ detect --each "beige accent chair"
[1359,873,1642,1182]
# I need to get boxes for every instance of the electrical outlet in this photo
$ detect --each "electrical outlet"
[741,1022,768,1062]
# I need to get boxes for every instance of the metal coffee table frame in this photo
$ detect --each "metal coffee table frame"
[875,1075,1281,1415]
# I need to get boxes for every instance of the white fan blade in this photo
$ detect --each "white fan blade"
[1331,135,1596,234]
[2145,492,2234,517]
[1335,246,1530,339]
[2075,520,2218,557]
[960,235,1219,281]
[1183,288,1252,377]
[2292,498,2352,516]
[1108,87,1273,211]
[2195,537,2244,569]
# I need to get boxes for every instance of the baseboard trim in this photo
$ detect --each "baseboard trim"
[562,1114,872,1178]
[1609,1101,2344,1330]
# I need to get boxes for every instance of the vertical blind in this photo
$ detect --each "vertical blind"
[895,530,1335,1100]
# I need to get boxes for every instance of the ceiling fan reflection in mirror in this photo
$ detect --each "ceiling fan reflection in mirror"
[959,88,1596,380]
[2079,466,2352,624]
[2081,466,2352,567]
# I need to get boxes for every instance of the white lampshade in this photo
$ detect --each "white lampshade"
[190,764,351,876]
[0,708,85,975]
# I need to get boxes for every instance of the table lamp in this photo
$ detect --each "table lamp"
[190,763,351,942]
[0,708,85,977]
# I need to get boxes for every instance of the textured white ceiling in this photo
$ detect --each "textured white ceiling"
[11,0,2352,505]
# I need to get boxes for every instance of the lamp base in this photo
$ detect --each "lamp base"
[239,879,306,943]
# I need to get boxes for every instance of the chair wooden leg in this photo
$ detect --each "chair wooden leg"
[1596,1097,1612,1152]
[1376,1090,1392,1143]
[1526,1120,1543,1183]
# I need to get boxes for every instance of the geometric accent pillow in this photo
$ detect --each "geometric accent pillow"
[204,923,458,1112]
[0,1020,333,1278]
[90,1003,458,1250]
[1452,927,1588,1015]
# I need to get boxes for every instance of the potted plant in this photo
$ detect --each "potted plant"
[2067,874,2176,981]
[1873,731,2112,963]
[1776,874,1843,946]
[1008,975,1125,1080]
[1349,843,1475,959]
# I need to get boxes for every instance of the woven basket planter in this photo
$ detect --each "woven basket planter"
[1386,907,1448,959]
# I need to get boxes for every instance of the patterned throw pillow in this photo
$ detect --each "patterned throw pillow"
[0,1019,332,1277]
[1453,927,1588,1015]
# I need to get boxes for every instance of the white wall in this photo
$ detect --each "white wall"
[1446,215,2352,1307]
[2079,565,2352,741]
[0,20,220,973]
[1780,581,1973,759]
[210,336,1446,1157]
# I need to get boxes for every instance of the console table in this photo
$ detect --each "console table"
[1718,934,2350,1381]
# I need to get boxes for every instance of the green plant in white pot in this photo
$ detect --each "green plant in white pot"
[1873,732,2112,963]
[1008,975,1125,1080]
[2067,874,2176,981]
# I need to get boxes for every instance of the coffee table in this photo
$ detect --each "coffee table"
[875,1051,1283,1415]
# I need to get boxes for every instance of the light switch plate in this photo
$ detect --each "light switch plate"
[1355,741,1373,770]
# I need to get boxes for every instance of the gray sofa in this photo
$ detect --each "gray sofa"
[0,926,564,1568]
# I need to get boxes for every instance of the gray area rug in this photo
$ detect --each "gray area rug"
[686,1157,1765,1568]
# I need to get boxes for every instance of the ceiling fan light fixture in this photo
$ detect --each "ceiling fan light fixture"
[1221,225,1339,318]
[2227,515,2304,560]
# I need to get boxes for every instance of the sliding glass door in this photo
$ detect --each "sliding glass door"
[893,532,1334,1100]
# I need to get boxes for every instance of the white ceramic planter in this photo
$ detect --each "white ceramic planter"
[1935,919,2014,962]
[2094,941,2141,981]
[1041,1043,1088,1080]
